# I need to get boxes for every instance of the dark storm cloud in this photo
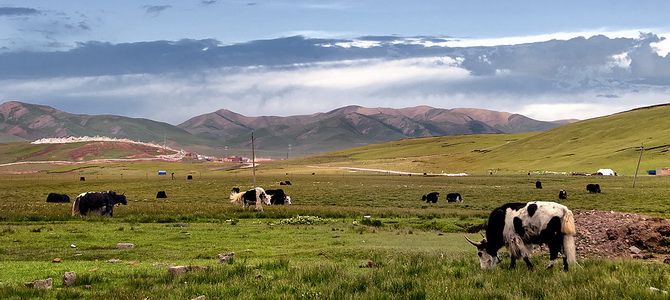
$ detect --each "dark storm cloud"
[1,34,668,88]
[144,5,172,15]
[0,7,40,16]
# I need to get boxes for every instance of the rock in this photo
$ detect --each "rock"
[70,244,76,248]
[152,262,167,267]
[629,246,642,254]
[218,252,235,264]
[168,266,189,274]
[127,262,140,265]
[116,243,134,249]
[365,260,377,268]
[192,296,206,300]
[106,259,122,263]
[63,271,76,287]
[32,278,53,290]
[52,258,61,263]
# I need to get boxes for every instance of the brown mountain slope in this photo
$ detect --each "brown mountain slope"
[177,105,572,156]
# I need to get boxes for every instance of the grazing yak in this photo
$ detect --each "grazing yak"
[72,191,127,217]
[446,193,463,203]
[279,181,292,185]
[422,192,439,203]
[586,184,601,193]
[46,193,70,203]
[558,190,567,200]
[465,201,577,271]
[266,189,292,205]
[230,187,271,211]
[535,181,542,189]
[156,191,168,198]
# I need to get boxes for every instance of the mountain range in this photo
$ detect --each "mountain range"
[0,101,574,157]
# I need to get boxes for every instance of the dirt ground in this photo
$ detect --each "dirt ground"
[573,209,670,263]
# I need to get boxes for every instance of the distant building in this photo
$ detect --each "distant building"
[223,156,247,163]
[656,168,670,176]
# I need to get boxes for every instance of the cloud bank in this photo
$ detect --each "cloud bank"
[0,33,669,124]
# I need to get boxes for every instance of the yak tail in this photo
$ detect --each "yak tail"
[71,197,80,216]
[561,210,576,235]
[561,210,579,266]
[563,234,578,266]
[230,192,244,204]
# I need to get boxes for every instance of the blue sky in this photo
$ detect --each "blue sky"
[1,1,669,124]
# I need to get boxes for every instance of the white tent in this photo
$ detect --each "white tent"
[597,169,616,176]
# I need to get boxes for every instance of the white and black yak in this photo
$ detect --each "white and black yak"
[72,191,127,217]
[465,201,577,271]
[266,189,292,205]
[230,187,271,211]
[446,193,463,203]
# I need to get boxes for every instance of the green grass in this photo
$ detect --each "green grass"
[0,170,669,298]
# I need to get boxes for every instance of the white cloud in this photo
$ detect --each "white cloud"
[517,94,670,121]
[650,37,670,57]
[245,57,469,89]
[609,52,632,69]
[423,29,663,48]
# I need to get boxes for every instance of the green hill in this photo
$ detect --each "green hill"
[287,104,670,175]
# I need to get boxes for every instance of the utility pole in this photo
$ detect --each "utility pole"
[287,144,292,159]
[632,143,644,188]
[251,132,256,187]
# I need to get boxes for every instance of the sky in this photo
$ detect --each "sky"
[1,1,670,124]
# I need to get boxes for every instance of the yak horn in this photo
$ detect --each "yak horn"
[464,236,481,247]
[480,232,487,240]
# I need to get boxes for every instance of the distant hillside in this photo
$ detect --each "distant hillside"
[178,105,570,156]
[0,101,218,149]
[0,101,573,158]
[291,103,670,175]
[0,141,177,165]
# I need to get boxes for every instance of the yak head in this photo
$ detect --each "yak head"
[255,188,271,206]
[107,191,127,205]
[465,235,501,269]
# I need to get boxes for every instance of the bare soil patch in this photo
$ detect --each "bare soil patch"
[574,209,670,262]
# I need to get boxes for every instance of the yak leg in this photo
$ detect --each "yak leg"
[255,200,263,211]
[523,257,534,270]
[509,257,517,269]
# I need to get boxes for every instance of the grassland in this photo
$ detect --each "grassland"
[1,163,669,299]
[3,105,670,298]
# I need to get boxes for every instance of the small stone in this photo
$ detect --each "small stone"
[127,262,140,265]
[192,296,206,300]
[63,271,76,287]
[629,246,642,254]
[168,266,189,274]
[106,259,122,263]
[365,260,377,268]
[116,243,134,249]
[218,252,235,264]
[152,262,166,267]
[52,258,62,263]
[32,278,53,290]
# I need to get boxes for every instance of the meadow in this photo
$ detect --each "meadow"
[1,164,670,299]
